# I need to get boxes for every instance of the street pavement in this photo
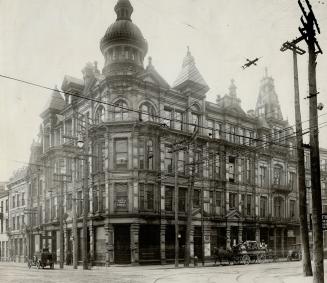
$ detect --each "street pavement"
[0,260,325,283]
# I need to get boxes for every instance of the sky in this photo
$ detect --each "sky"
[0,0,327,182]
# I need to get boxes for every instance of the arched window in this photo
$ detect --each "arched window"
[139,102,156,122]
[191,104,201,132]
[274,197,284,218]
[273,165,283,185]
[95,106,105,124]
[114,100,128,121]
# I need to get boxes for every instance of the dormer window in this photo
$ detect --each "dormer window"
[95,106,105,124]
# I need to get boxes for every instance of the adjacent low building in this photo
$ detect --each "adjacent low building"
[0,188,9,261]
[7,167,28,263]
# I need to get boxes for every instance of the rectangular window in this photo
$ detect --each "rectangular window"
[66,193,72,211]
[65,119,73,136]
[12,217,15,230]
[229,192,237,209]
[164,108,172,128]
[225,124,230,142]
[178,150,185,174]
[114,138,128,169]
[274,166,282,185]
[260,166,267,187]
[100,185,106,212]
[22,193,25,206]
[179,188,187,212]
[165,187,173,212]
[5,200,8,211]
[17,216,20,230]
[93,188,98,213]
[246,195,252,216]
[260,196,268,217]
[77,191,83,217]
[216,123,221,139]
[289,172,296,191]
[290,200,296,218]
[139,183,155,211]
[174,111,183,131]
[165,145,173,173]
[228,156,235,182]
[17,194,20,207]
[191,113,199,132]
[139,138,145,169]
[45,199,50,222]
[216,191,222,208]
[147,140,154,170]
[214,154,220,179]
[193,190,200,208]
[114,183,128,212]
[239,128,244,145]
[12,196,15,208]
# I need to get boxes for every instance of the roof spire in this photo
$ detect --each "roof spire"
[114,0,133,21]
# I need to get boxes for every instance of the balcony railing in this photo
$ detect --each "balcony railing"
[271,183,293,194]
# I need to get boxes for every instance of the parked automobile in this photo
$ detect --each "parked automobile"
[27,248,55,269]
[287,244,302,261]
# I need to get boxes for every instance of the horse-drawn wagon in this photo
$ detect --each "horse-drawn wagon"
[214,240,267,265]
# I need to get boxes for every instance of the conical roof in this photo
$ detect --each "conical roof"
[173,47,209,93]
[42,86,65,114]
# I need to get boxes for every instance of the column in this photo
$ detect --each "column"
[255,226,260,242]
[281,228,285,257]
[104,223,114,266]
[226,226,231,249]
[130,223,139,265]
[190,226,194,258]
[160,223,166,265]
[203,225,211,260]
[89,224,95,265]
[23,236,26,263]
[238,226,243,244]
[273,227,277,256]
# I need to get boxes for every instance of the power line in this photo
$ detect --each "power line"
[2,73,327,149]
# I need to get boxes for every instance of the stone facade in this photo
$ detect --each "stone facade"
[20,0,325,265]
[0,190,9,261]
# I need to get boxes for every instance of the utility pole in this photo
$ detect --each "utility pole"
[59,175,64,269]
[297,1,323,282]
[280,39,312,276]
[82,118,90,270]
[174,148,179,268]
[185,146,195,267]
[184,127,198,267]
[72,157,78,269]
[53,172,65,269]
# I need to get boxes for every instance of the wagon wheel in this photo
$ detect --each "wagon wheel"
[257,253,266,264]
[242,254,250,265]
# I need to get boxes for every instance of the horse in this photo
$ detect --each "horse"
[213,247,234,265]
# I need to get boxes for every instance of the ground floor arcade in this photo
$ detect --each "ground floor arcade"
[25,218,300,265]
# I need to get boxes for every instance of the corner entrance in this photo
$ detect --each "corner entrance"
[114,225,131,264]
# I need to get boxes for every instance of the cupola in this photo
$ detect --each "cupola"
[100,0,148,76]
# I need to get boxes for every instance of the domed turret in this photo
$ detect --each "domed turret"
[100,0,148,76]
